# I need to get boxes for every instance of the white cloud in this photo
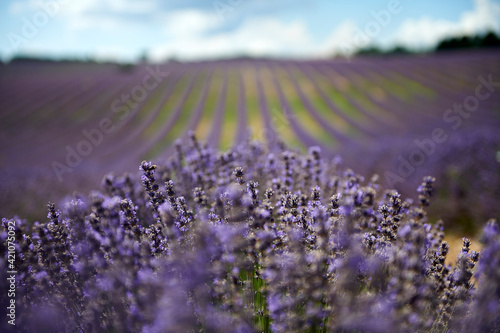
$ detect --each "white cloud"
[393,0,500,50]
[99,0,156,14]
[8,0,37,15]
[59,0,157,31]
[92,45,134,61]
[461,0,500,33]
[7,0,499,61]
[318,0,500,56]
[150,16,314,61]
[59,0,156,16]
[7,0,157,31]
[316,20,360,57]
[163,10,221,37]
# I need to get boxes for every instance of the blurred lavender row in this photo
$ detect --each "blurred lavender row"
[1,50,499,233]
[1,135,499,332]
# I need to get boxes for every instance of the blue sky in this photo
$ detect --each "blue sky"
[1,0,499,62]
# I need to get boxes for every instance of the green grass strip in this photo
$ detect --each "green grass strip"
[220,69,239,151]
[387,71,436,99]
[286,65,358,137]
[195,67,222,142]
[146,69,208,158]
[258,66,303,149]
[135,77,172,123]
[141,70,192,139]
[269,66,333,145]
[241,66,264,141]
[364,70,413,101]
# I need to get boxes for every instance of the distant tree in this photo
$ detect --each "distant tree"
[436,31,500,51]
[355,46,385,56]
[139,50,149,64]
[354,45,411,57]
[386,45,411,55]
[346,30,500,58]
[10,55,55,63]
[480,31,500,47]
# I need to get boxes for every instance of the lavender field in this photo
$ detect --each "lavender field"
[1,49,500,332]
[1,50,499,231]
[1,136,500,332]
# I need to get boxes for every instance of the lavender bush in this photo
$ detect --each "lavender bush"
[1,134,499,332]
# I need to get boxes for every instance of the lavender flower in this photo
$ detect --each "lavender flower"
[1,135,498,332]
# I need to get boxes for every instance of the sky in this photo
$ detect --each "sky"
[1,0,499,62]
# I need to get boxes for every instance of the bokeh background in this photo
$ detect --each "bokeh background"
[1,0,499,235]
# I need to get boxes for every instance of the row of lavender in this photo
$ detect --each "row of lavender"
[1,135,499,332]
[1,51,499,227]
[1,51,499,168]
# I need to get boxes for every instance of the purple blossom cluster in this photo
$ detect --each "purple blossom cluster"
[1,135,499,332]
[337,126,500,234]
